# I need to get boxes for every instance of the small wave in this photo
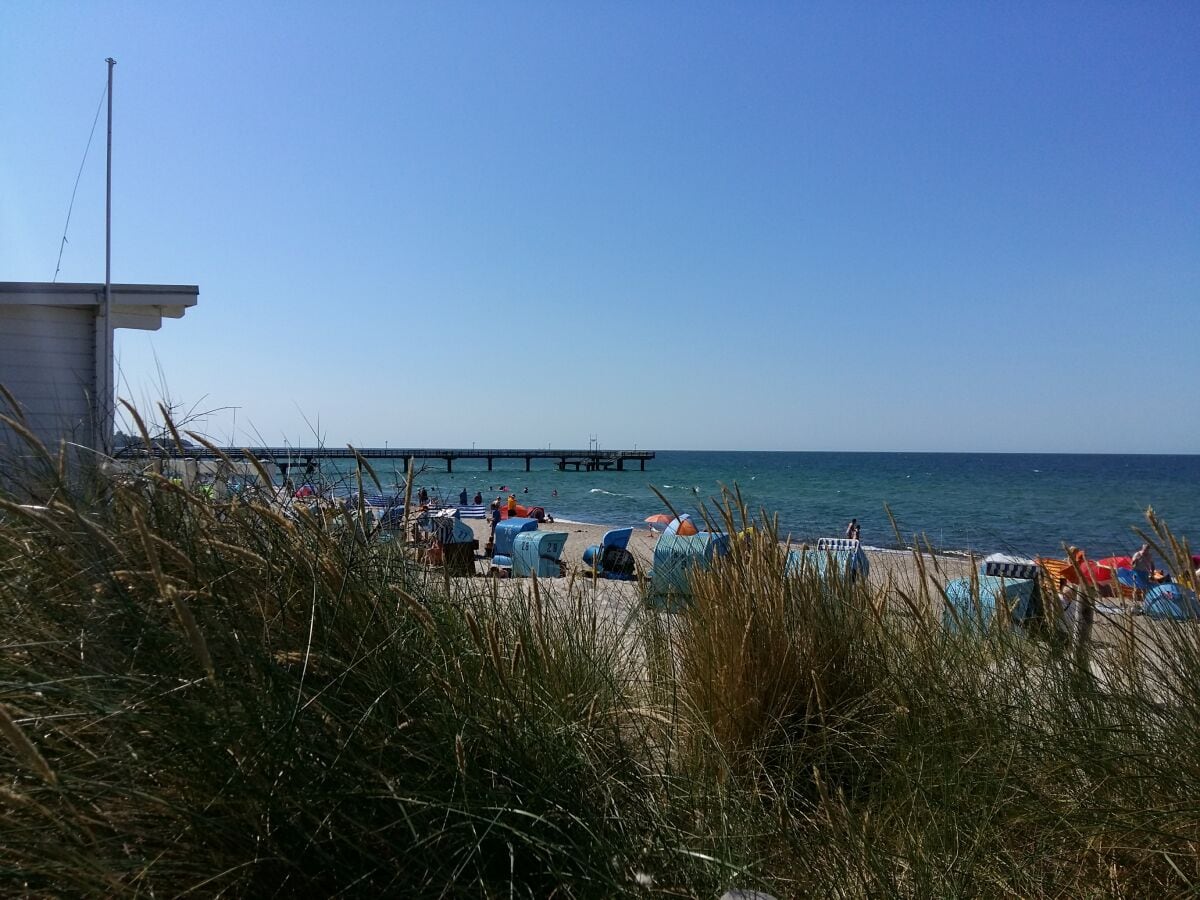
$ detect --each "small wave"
[590,488,617,496]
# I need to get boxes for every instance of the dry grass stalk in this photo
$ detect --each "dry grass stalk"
[0,702,57,786]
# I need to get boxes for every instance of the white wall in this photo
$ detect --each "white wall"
[0,304,96,453]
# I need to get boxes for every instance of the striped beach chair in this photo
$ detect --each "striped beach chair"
[786,537,870,582]
[944,554,1042,631]
[646,532,726,609]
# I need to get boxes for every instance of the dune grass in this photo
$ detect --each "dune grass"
[2,416,1200,896]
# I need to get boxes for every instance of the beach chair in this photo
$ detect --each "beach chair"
[489,517,539,575]
[512,531,568,578]
[787,538,870,582]
[645,532,725,609]
[582,527,636,580]
[943,555,1041,631]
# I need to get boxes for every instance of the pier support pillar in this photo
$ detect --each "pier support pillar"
[640,459,645,471]
[525,456,531,472]
[446,457,453,473]
[487,457,493,471]
[617,459,624,471]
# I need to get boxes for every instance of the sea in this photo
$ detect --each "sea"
[348,451,1200,558]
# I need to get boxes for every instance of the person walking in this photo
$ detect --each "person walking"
[487,501,502,556]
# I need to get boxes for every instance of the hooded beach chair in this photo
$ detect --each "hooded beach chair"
[582,527,636,580]
[489,517,539,574]
[645,532,728,609]
[786,538,870,582]
[512,531,569,578]
[943,554,1041,631]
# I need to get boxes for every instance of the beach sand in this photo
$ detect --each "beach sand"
[456,516,975,593]
[431,516,1149,675]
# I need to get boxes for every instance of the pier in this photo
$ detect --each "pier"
[116,445,655,475]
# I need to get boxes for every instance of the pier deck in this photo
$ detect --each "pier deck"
[116,446,655,473]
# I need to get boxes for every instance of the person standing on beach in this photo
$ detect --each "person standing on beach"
[459,487,468,506]
[846,518,860,541]
[488,501,502,550]
[1130,542,1155,601]
[1131,542,1154,575]
[507,493,517,518]
[473,491,483,505]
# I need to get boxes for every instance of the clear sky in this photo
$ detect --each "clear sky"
[3,2,1197,452]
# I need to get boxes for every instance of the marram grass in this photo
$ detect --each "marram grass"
[1,418,1199,897]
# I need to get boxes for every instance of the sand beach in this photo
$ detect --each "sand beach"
[455,514,976,591]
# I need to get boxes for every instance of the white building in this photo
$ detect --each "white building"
[0,281,198,460]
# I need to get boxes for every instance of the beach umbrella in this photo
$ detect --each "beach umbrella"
[664,514,699,536]
[1094,555,1132,579]
[644,514,673,531]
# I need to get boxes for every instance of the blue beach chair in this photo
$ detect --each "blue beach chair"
[512,531,569,578]
[489,517,539,574]
[942,553,1045,632]
[645,532,727,609]
[582,527,637,580]
[786,538,870,582]
[943,571,1039,631]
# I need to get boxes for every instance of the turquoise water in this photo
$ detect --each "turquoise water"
[351,451,1200,557]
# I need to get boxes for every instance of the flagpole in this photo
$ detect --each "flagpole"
[102,57,115,455]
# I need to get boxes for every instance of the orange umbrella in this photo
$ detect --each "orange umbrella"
[644,514,673,531]
[664,514,699,536]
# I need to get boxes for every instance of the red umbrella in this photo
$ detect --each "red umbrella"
[1094,555,1132,577]
[1062,559,1112,585]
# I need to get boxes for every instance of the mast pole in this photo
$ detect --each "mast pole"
[102,57,115,455]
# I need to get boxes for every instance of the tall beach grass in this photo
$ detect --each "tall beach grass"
[1,410,1199,896]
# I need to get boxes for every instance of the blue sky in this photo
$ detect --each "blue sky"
[3,2,1197,452]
